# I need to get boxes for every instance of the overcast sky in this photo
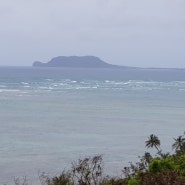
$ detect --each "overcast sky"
[0,0,185,68]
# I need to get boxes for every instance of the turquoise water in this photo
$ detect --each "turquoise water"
[0,67,185,184]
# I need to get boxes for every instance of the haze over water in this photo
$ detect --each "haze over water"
[0,67,185,184]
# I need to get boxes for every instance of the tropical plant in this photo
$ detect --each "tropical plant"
[145,134,161,152]
[172,136,185,151]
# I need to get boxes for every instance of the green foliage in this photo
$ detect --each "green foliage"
[39,171,73,185]
[100,178,127,185]
[149,154,185,175]
[149,157,175,173]
[127,178,139,185]
[51,171,73,185]
[139,171,184,185]
[172,154,185,177]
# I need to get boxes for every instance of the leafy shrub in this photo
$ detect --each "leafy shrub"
[39,171,73,185]
[139,171,185,185]
[149,157,175,173]
[127,178,139,185]
[52,171,73,185]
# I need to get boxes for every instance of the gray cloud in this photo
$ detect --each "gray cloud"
[0,0,185,67]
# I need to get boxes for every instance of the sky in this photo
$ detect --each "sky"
[0,0,185,68]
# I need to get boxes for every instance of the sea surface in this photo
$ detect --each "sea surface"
[0,67,185,184]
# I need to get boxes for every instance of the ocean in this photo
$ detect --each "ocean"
[0,67,185,184]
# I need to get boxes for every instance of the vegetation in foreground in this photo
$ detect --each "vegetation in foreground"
[6,132,185,185]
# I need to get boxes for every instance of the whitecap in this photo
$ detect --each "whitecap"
[0,89,20,92]
[21,82,29,85]
[45,79,53,81]
[24,86,30,88]
[48,87,54,90]
[39,87,49,89]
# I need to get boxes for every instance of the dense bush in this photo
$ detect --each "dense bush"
[149,157,175,173]
[139,171,185,185]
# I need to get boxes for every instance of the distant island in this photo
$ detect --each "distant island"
[32,56,127,68]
